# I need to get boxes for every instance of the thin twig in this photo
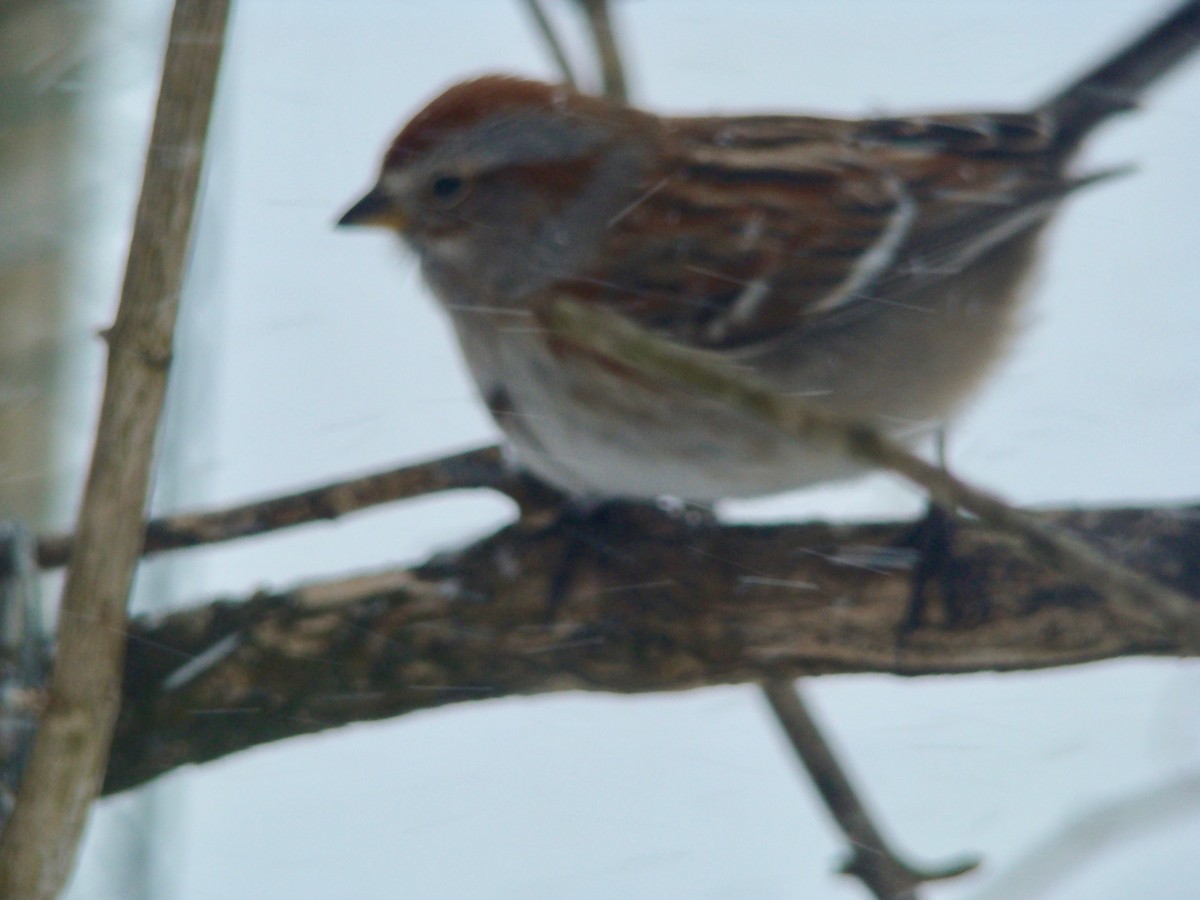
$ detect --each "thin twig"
[0,2,230,896]
[545,298,1200,646]
[574,0,628,101]
[519,0,579,87]
[34,444,508,569]
[761,680,979,899]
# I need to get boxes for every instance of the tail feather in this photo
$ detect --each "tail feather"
[1039,0,1200,154]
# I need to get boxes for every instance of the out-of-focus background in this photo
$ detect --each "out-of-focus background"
[3,1,1199,897]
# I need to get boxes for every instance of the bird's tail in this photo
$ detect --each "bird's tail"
[1039,0,1200,156]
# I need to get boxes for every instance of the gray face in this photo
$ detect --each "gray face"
[379,111,652,304]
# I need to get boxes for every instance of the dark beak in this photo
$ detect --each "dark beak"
[336,186,406,229]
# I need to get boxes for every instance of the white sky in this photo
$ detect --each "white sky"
[61,1,1200,898]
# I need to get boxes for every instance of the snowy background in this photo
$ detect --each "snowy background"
[52,1,1200,897]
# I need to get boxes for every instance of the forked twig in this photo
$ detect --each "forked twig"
[762,680,979,899]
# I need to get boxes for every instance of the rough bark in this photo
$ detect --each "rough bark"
[103,502,1200,795]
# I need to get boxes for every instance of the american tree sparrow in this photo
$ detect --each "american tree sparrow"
[340,2,1200,501]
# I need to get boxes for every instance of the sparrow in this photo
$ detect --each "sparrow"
[339,2,1200,502]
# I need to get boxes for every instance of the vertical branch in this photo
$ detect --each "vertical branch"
[574,0,629,100]
[0,0,230,895]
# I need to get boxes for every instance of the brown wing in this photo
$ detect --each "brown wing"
[562,111,1099,349]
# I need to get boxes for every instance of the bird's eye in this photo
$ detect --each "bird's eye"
[429,174,466,204]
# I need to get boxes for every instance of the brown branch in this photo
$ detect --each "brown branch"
[102,502,1199,796]
[0,2,230,896]
[762,681,978,899]
[34,444,508,569]
[574,0,629,101]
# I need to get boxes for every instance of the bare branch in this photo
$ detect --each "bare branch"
[0,1,230,895]
[762,681,978,899]
[35,444,509,569]
[102,502,1199,796]
[574,0,629,100]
